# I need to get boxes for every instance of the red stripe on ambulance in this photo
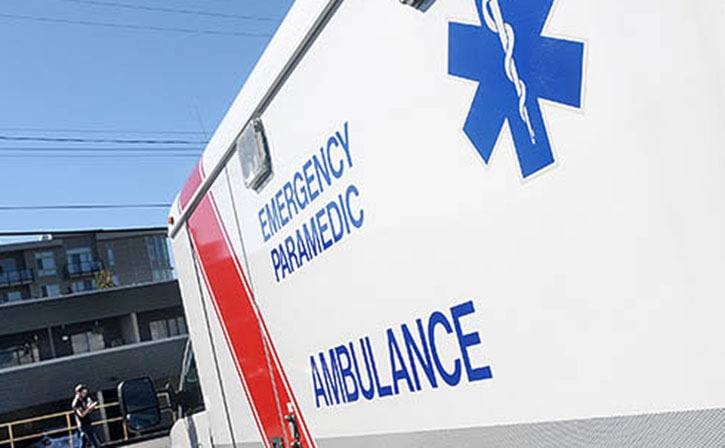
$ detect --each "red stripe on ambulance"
[183,164,314,447]
[179,160,203,211]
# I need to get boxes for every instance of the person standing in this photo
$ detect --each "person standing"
[72,384,101,448]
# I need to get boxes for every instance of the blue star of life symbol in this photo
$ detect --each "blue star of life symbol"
[449,0,585,178]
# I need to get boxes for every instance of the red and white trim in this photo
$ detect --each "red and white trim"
[178,163,315,448]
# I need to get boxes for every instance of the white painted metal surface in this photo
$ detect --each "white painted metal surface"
[168,0,725,446]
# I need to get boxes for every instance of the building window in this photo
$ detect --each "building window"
[0,258,17,273]
[72,279,96,293]
[0,349,15,369]
[3,291,23,303]
[35,251,57,276]
[146,236,170,266]
[41,284,61,298]
[152,269,173,282]
[149,317,187,341]
[0,343,40,368]
[148,320,168,340]
[66,247,93,275]
[70,331,105,354]
[106,247,115,267]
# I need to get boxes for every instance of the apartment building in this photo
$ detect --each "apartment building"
[0,229,187,437]
[0,228,174,304]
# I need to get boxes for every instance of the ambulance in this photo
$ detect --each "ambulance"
[122,0,725,446]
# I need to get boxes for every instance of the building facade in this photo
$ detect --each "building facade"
[0,228,174,304]
[0,229,187,440]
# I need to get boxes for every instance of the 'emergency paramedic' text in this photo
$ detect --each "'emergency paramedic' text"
[257,122,365,282]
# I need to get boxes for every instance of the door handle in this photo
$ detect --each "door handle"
[285,412,301,448]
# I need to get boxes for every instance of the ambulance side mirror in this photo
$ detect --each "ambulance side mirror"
[118,377,161,433]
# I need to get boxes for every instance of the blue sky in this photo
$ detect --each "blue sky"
[0,0,293,235]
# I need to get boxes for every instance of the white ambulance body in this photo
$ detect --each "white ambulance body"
[167,0,725,446]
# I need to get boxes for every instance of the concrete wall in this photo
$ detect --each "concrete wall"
[0,336,187,415]
[0,281,182,337]
[120,313,141,344]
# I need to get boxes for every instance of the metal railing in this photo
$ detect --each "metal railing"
[0,269,34,288]
[0,344,40,370]
[0,392,172,448]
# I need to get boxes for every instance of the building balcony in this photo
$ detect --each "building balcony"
[64,260,104,278]
[0,268,34,288]
[0,336,187,415]
[0,280,182,335]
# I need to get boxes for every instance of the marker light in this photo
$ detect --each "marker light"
[236,118,272,191]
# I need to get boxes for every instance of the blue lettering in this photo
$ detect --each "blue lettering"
[280,243,292,280]
[303,220,321,258]
[282,181,298,220]
[346,184,364,229]
[261,123,362,281]
[336,122,352,168]
[350,340,375,400]
[275,190,288,226]
[316,208,333,250]
[451,301,492,382]
[338,193,351,235]
[310,299,493,408]
[365,337,392,398]
[326,200,344,243]
[265,202,281,237]
[320,350,346,405]
[327,137,344,179]
[303,159,319,202]
[270,248,281,282]
[258,208,270,242]
[335,345,359,403]
[293,171,309,210]
[428,311,462,386]
[310,356,329,408]
[296,229,309,265]
[402,319,438,391]
[277,243,291,280]
[387,329,415,395]
[284,236,298,271]
[312,151,331,195]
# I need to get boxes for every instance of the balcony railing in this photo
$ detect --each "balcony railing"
[0,392,174,448]
[0,269,34,288]
[64,260,103,278]
[0,345,39,370]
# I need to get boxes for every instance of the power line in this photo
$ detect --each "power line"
[0,204,172,211]
[0,147,201,152]
[58,0,281,23]
[0,127,206,135]
[0,12,273,37]
[0,227,167,237]
[0,135,206,144]
[0,154,199,159]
